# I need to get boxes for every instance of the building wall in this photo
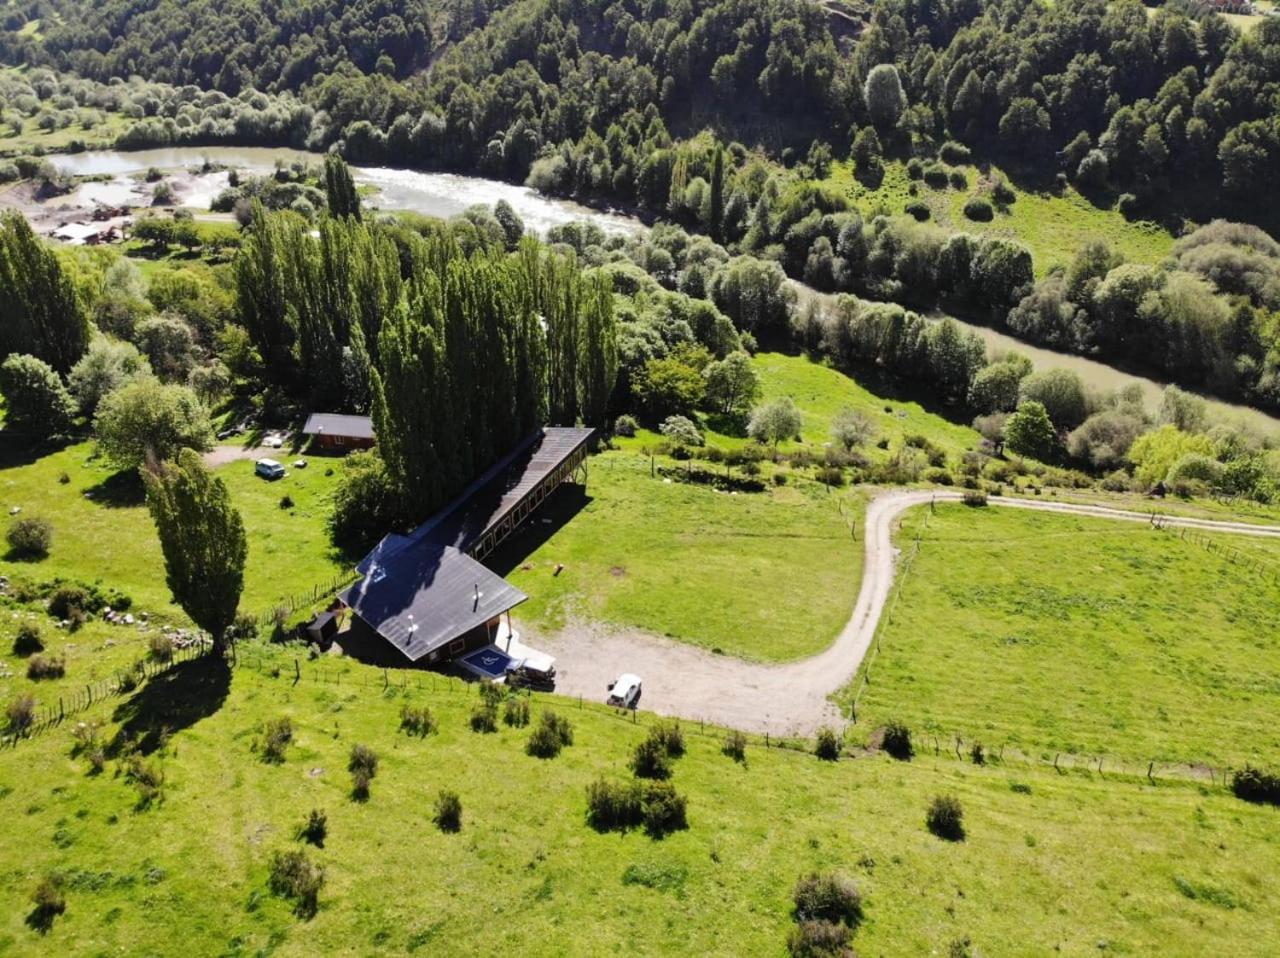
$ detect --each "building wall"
[316,434,375,451]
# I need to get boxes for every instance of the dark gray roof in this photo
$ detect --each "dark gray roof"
[414,426,596,552]
[302,413,375,440]
[340,541,526,662]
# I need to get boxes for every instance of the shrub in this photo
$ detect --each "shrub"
[586,778,643,831]
[787,919,852,957]
[433,790,463,832]
[268,848,324,918]
[1231,766,1280,806]
[261,717,293,764]
[963,197,993,221]
[970,742,986,766]
[614,414,638,437]
[503,696,531,728]
[723,729,747,762]
[279,495,294,509]
[124,754,164,808]
[939,140,971,165]
[926,794,966,841]
[882,720,913,760]
[526,709,574,758]
[815,726,842,761]
[631,737,673,779]
[27,654,65,680]
[1117,192,1140,218]
[904,200,930,221]
[29,874,66,931]
[470,704,498,733]
[793,871,864,927]
[905,157,924,179]
[922,163,949,188]
[147,633,174,663]
[651,721,685,758]
[7,517,52,558]
[478,681,504,708]
[400,703,437,737]
[6,693,36,734]
[816,466,845,487]
[962,490,988,507]
[71,721,105,773]
[13,622,43,656]
[48,585,91,620]
[948,169,968,190]
[348,744,377,799]
[298,809,327,847]
[641,781,688,838]
[992,179,1016,205]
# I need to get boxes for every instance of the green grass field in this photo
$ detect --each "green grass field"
[848,503,1280,767]
[1,645,1278,956]
[822,159,1175,276]
[499,450,862,661]
[0,440,348,618]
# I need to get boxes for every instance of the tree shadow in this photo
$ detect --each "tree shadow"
[0,433,76,470]
[703,412,748,438]
[484,483,593,578]
[25,902,62,935]
[82,469,145,508]
[108,653,230,757]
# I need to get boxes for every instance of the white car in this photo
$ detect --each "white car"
[262,432,286,449]
[607,673,642,709]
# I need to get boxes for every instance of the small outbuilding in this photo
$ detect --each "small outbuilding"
[302,412,375,451]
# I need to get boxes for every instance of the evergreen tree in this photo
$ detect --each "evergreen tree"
[0,212,89,374]
[0,353,76,439]
[143,448,247,651]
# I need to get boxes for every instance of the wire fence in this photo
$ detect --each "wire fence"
[1151,514,1280,584]
[1,638,212,748]
[250,571,360,630]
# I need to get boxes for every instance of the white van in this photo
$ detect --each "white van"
[255,458,286,480]
[607,673,642,709]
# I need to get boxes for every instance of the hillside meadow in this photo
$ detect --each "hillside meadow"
[1,645,1278,957]
[848,503,1280,767]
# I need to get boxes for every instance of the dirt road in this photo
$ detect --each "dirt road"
[526,490,1280,736]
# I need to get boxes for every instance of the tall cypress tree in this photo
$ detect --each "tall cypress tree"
[0,211,89,374]
[143,449,247,652]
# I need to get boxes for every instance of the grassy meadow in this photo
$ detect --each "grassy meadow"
[848,503,1280,767]
[0,439,348,617]
[822,158,1175,276]
[1,645,1278,956]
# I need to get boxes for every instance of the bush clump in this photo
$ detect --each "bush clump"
[723,729,747,762]
[793,871,864,927]
[298,809,327,847]
[27,653,66,681]
[904,199,930,221]
[614,413,638,437]
[260,717,293,764]
[585,778,689,838]
[470,703,498,733]
[7,517,53,558]
[28,874,67,932]
[348,744,378,800]
[1231,765,1280,806]
[787,919,853,957]
[526,709,574,758]
[962,197,993,221]
[881,720,913,760]
[433,790,463,832]
[7,693,36,735]
[124,753,164,808]
[148,633,174,663]
[70,721,106,773]
[815,726,842,761]
[630,737,673,780]
[268,848,324,918]
[503,695,531,728]
[13,622,43,656]
[938,140,972,165]
[926,794,966,841]
[399,703,437,737]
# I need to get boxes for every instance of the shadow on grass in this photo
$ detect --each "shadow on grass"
[0,432,76,470]
[24,902,62,935]
[109,653,230,757]
[484,482,594,578]
[83,469,145,508]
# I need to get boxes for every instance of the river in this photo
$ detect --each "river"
[37,146,1280,436]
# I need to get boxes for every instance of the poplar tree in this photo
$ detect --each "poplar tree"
[0,212,89,374]
[577,273,618,426]
[709,146,725,242]
[323,153,362,221]
[143,449,247,652]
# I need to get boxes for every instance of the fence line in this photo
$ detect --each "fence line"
[253,571,360,629]
[2,638,213,748]
[1150,515,1280,585]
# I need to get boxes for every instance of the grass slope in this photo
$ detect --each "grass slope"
[0,648,1277,956]
[849,503,1280,766]
[0,440,347,618]
[499,450,863,662]
[823,159,1175,276]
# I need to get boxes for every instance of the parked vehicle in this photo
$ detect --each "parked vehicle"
[255,458,286,480]
[607,673,642,708]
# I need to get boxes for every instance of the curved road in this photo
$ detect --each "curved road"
[533,491,1280,736]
